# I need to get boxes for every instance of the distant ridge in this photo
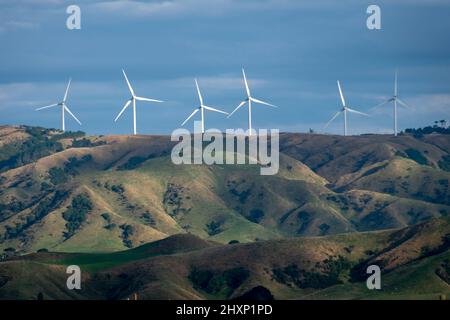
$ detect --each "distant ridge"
[0,125,448,255]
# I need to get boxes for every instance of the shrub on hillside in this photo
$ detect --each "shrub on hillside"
[189,267,250,297]
[49,167,69,185]
[206,220,223,236]
[248,209,264,223]
[273,256,351,289]
[120,224,134,248]
[404,148,428,165]
[71,138,105,148]
[62,193,93,239]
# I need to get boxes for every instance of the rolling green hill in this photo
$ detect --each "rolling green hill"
[0,125,449,300]
[1,217,449,300]
[0,125,449,254]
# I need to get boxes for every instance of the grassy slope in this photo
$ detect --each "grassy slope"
[1,218,449,300]
[280,133,449,182]
[334,157,450,206]
[1,128,449,254]
[305,250,450,300]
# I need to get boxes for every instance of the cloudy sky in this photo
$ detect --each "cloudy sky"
[1,0,450,135]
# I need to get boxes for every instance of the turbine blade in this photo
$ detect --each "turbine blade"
[337,80,346,106]
[135,96,163,103]
[325,111,342,128]
[346,107,370,117]
[195,79,204,105]
[122,69,135,96]
[227,100,247,118]
[250,97,278,108]
[372,99,392,109]
[203,105,228,115]
[242,68,250,97]
[63,78,72,102]
[35,103,58,111]
[181,108,199,126]
[394,69,398,96]
[114,99,131,122]
[64,105,82,125]
[397,98,411,109]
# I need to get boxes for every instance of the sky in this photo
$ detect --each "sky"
[1,0,450,135]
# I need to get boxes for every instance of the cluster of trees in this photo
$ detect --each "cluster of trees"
[70,138,105,148]
[404,120,450,135]
[48,155,93,185]
[101,212,116,230]
[50,130,85,140]
[120,224,134,248]
[206,220,223,236]
[0,127,94,173]
[62,193,93,239]
[0,127,63,172]
[273,256,352,289]
[3,190,68,241]
[189,267,250,298]
[434,120,448,128]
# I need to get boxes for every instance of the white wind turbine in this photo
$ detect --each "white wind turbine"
[227,68,277,136]
[372,70,411,136]
[35,78,81,132]
[114,69,163,135]
[181,79,228,133]
[325,80,369,136]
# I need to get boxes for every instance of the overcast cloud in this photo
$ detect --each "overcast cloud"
[0,0,449,135]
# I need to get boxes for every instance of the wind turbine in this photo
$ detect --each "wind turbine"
[372,70,411,136]
[227,68,277,136]
[181,79,228,133]
[114,69,163,135]
[325,81,369,136]
[35,78,81,132]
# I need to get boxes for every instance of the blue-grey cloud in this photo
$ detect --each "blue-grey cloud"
[0,0,449,135]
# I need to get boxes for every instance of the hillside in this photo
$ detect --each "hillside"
[1,217,449,300]
[0,125,449,254]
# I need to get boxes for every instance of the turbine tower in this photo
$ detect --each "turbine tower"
[115,69,163,135]
[35,78,81,132]
[325,81,369,136]
[227,68,277,136]
[372,70,411,136]
[181,79,228,133]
